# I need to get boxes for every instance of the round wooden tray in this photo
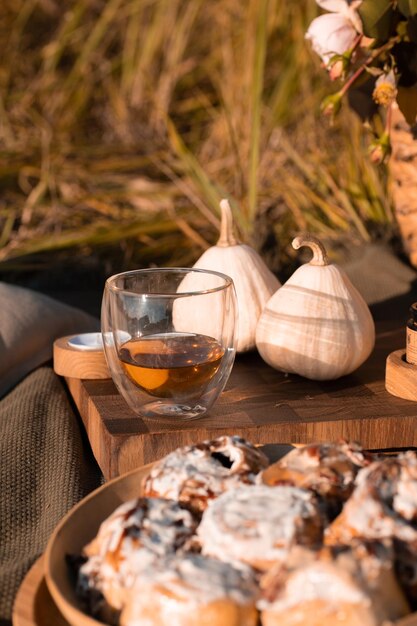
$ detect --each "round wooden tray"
[11,461,155,626]
[12,556,68,626]
[12,558,417,626]
[12,444,292,626]
[12,443,417,626]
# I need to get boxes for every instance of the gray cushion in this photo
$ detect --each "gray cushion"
[0,282,99,398]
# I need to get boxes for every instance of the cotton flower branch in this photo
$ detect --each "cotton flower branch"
[305,0,417,161]
[305,0,362,70]
[373,71,397,107]
[320,37,400,124]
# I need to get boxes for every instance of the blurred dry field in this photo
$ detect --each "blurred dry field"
[0,0,395,278]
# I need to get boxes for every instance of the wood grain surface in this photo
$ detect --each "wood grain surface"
[65,321,417,479]
[53,336,110,380]
[386,349,417,401]
[12,556,69,626]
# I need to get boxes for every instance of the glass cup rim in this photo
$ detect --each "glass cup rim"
[105,267,234,297]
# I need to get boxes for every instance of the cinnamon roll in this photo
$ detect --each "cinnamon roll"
[326,451,417,546]
[394,538,417,608]
[142,435,269,513]
[77,497,198,622]
[259,541,409,626]
[325,451,417,607]
[259,441,372,518]
[120,553,259,626]
[198,484,323,571]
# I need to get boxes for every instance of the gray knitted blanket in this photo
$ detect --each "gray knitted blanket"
[0,366,102,623]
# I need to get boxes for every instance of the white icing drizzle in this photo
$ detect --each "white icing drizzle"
[259,541,409,624]
[78,497,197,609]
[281,442,367,473]
[258,561,368,611]
[143,436,268,507]
[119,555,257,626]
[141,554,256,604]
[75,441,417,624]
[85,497,196,557]
[328,452,417,542]
[198,485,322,568]
[394,452,417,521]
[260,441,370,497]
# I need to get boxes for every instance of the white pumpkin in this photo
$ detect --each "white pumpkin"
[256,234,375,380]
[191,199,281,352]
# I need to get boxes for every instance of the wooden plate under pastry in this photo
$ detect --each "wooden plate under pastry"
[30,444,417,626]
[12,556,69,626]
[13,556,417,626]
[43,443,295,626]
[45,462,154,626]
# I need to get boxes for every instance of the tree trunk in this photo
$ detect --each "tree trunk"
[389,104,417,267]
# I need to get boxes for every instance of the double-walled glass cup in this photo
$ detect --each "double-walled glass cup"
[101,268,237,419]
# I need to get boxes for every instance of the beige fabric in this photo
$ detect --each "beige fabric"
[342,244,417,305]
[0,282,99,398]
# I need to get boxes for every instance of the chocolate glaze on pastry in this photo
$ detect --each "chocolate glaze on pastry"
[73,439,417,625]
[120,553,259,626]
[198,484,323,571]
[142,435,269,513]
[394,538,417,608]
[325,451,417,607]
[77,497,198,621]
[259,541,409,626]
[259,441,372,518]
[326,451,417,545]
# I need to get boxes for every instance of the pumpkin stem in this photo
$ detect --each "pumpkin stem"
[292,234,329,266]
[217,199,239,247]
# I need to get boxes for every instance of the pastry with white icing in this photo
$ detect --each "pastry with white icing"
[198,484,323,571]
[325,451,417,606]
[394,538,417,608]
[77,497,198,622]
[120,553,259,626]
[259,541,409,626]
[142,435,269,513]
[259,441,372,518]
[326,451,417,546]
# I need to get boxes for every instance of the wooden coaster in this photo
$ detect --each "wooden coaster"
[386,349,417,402]
[53,336,110,380]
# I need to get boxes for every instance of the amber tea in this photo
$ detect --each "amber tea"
[103,268,237,418]
[118,332,225,398]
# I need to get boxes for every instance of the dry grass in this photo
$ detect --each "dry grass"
[0,0,394,274]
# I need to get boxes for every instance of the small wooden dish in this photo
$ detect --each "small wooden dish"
[53,335,110,380]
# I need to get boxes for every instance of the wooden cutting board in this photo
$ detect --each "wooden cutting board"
[64,321,417,479]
